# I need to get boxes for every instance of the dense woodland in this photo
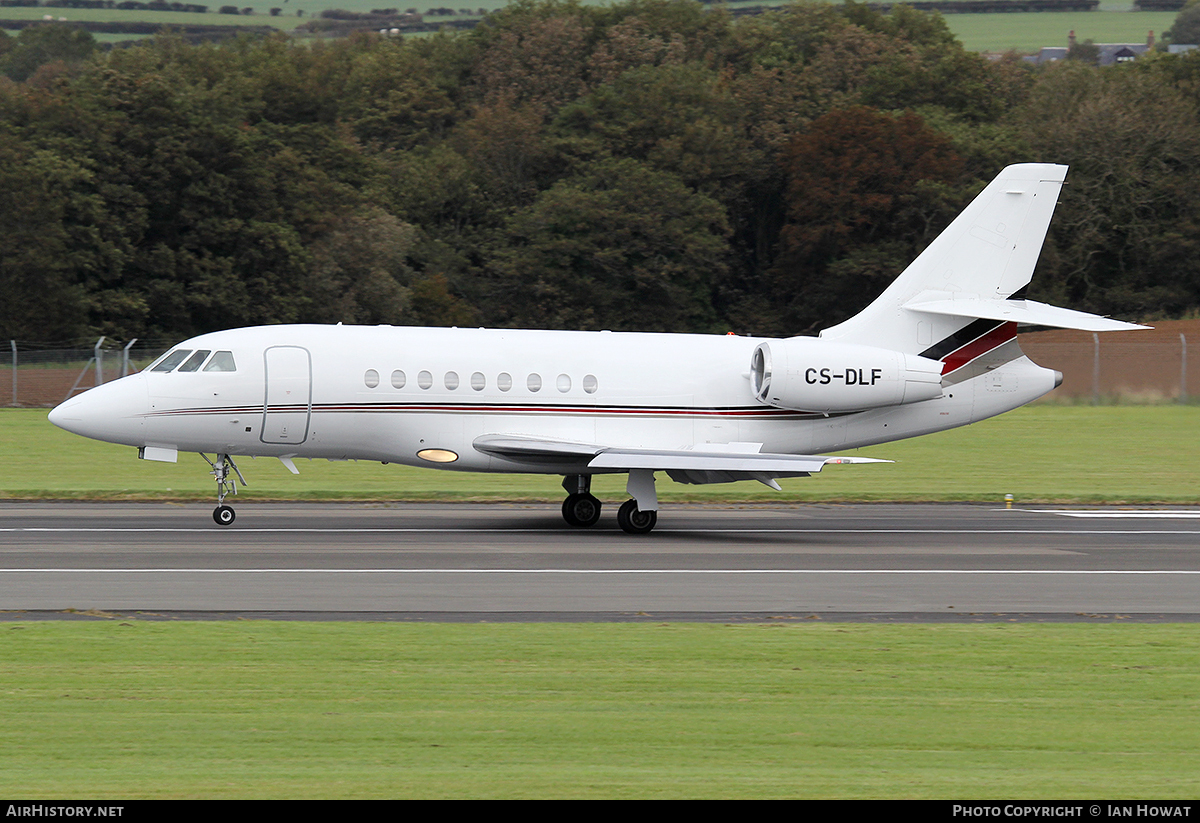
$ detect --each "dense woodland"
[3,0,1200,343]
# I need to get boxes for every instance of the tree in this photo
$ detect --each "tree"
[1165,0,1200,46]
[553,61,757,198]
[301,210,418,325]
[2,24,95,83]
[342,42,460,150]
[0,139,91,340]
[472,11,591,112]
[492,157,729,331]
[1019,61,1200,318]
[1068,38,1100,65]
[768,106,964,334]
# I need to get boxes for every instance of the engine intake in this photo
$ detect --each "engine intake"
[751,338,944,413]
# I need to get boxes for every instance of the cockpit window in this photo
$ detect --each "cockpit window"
[150,349,193,373]
[203,351,237,372]
[176,350,211,372]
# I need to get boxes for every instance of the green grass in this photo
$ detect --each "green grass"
[7,2,1183,54]
[1,621,1197,798]
[0,0,501,32]
[0,7,287,27]
[5,405,1199,503]
[942,10,1178,53]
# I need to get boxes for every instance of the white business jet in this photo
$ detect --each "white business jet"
[49,164,1145,533]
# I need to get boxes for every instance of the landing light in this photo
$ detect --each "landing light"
[417,449,459,463]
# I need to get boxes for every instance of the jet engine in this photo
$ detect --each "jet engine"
[750,338,944,413]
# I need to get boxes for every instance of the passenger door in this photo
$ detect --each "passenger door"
[261,346,311,445]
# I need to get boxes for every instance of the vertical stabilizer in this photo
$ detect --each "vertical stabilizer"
[819,163,1068,354]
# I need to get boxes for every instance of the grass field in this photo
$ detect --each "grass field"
[943,10,1177,52]
[1,621,1197,798]
[4,1,1185,55]
[4,405,1198,503]
[6,405,1199,799]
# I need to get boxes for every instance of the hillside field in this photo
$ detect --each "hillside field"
[4,2,1186,54]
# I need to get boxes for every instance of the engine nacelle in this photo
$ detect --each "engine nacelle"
[750,337,944,413]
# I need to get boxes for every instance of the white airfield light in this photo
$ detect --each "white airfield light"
[49,164,1146,534]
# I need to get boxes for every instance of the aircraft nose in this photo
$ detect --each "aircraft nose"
[47,401,69,431]
[48,375,148,445]
[47,396,86,434]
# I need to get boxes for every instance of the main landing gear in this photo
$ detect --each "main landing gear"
[201,453,247,527]
[561,471,660,534]
[616,499,656,534]
[561,475,602,527]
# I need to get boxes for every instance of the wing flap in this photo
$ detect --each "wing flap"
[473,434,889,474]
[587,449,886,473]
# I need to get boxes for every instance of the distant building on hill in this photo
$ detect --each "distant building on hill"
[1025,29,1158,65]
[1026,46,1067,64]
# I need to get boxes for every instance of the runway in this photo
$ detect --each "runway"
[2,502,1199,620]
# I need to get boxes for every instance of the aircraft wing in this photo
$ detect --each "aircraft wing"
[472,434,888,486]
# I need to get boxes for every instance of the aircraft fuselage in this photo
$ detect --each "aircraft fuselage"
[50,323,1057,475]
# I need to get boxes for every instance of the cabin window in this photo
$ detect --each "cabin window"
[151,349,192,372]
[527,373,542,392]
[176,350,211,372]
[391,370,406,389]
[556,374,571,393]
[445,371,459,390]
[418,370,433,390]
[364,369,380,388]
[583,374,598,394]
[471,372,486,391]
[203,351,237,372]
[497,373,512,392]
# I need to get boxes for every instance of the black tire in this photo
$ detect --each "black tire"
[616,499,657,534]
[213,505,236,526]
[562,493,602,527]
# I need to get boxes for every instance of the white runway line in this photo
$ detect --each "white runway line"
[1030,510,1200,518]
[6,527,1200,535]
[4,568,1199,575]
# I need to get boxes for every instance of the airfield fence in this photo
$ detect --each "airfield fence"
[2,323,1196,407]
[1020,319,1200,404]
[1,338,172,407]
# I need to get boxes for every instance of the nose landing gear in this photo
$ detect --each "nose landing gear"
[201,453,247,526]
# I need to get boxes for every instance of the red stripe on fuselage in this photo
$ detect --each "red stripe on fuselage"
[940,321,1017,374]
[144,403,821,420]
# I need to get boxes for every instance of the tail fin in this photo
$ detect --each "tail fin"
[819,163,1144,357]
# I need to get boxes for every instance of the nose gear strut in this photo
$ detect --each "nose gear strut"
[201,453,247,526]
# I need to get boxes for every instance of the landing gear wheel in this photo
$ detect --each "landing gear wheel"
[617,499,657,535]
[562,493,602,527]
[203,453,246,526]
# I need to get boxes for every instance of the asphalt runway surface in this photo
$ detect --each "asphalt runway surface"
[2,501,1199,621]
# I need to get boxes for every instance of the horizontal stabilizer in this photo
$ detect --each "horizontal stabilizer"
[473,434,889,475]
[903,294,1149,332]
